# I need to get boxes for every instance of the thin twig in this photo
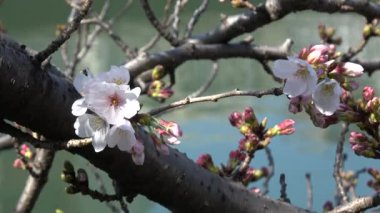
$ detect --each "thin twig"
[188,61,219,98]
[305,173,313,211]
[148,87,283,116]
[279,173,291,203]
[262,147,274,196]
[171,0,182,38]
[140,0,180,46]
[334,122,349,204]
[0,120,91,150]
[15,149,56,212]
[184,0,208,39]
[0,134,14,151]
[34,0,92,65]
[90,165,119,212]
[328,193,380,213]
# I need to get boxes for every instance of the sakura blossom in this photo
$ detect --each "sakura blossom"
[312,78,342,116]
[273,57,318,97]
[106,120,137,152]
[74,113,109,152]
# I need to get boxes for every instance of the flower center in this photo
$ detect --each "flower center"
[321,83,334,96]
[89,116,105,130]
[112,78,125,85]
[295,66,309,80]
[109,94,120,106]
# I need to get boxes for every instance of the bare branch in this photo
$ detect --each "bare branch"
[329,193,380,213]
[0,134,14,151]
[334,122,349,204]
[139,0,181,46]
[262,147,275,196]
[148,87,283,116]
[279,173,291,203]
[188,61,219,98]
[305,173,313,211]
[15,149,56,213]
[34,0,92,65]
[184,0,208,39]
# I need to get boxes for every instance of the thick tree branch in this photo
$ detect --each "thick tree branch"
[0,32,309,213]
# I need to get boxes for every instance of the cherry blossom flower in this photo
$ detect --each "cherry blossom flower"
[85,82,140,125]
[97,66,131,89]
[273,57,318,97]
[330,62,364,78]
[157,120,182,145]
[106,120,137,152]
[74,113,109,152]
[312,78,342,116]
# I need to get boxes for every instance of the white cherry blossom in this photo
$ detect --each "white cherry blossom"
[74,113,109,152]
[106,120,137,152]
[273,57,318,97]
[312,78,342,116]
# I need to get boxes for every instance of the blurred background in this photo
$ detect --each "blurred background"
[1,0,380,212]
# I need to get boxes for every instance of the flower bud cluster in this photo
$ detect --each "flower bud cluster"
[139,115,183,156]
[367,168,380,191]
[13,144,34,170]
[349,132,380,159]
[148,65,174,102]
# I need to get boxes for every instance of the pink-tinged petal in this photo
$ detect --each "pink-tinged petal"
[273,59,299,79]
[283,78,307,97]
[342,62,363,77]
[72,98,87,116]
[132,142,145,165]
[164,135,181,145]
[156,143,170,155]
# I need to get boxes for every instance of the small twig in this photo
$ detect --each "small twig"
[34,0,92,65]
[341,38,369,62]
[334,122,349,204]
[279,173,291,203]
[305,173,313,211]
[90,165,119,212]
[184,0,208,39]
[188,61,219,98]
[15,149,56,212]
[148,87,283,116]
[328,193,380,213]
[171,0,182,38]
[262,147,274,196]
[140,0,181,46]
[0,134,14,151]
[259,60,282,83]
[0,120,91,150]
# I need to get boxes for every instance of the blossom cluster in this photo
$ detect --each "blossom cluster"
[273,44,364,127]
[147,65,174,102]
[13,144,33,170]
[72,66,144,165]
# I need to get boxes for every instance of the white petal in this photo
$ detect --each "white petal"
[165,136,181,145]
[273,59,299,79]
[106,121,136,152]
[74,114,94,138]
[92,128,108,152]
[73,69,94,93]
[312,79,342,116]
[131,87,141,97]
[72,98,87,116]
[283,78,307,97]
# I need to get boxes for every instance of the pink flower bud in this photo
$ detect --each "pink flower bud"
[363,86,375,102]
[277,119,296,135]
[196,154,213,168]
[13,158,26,170]
[229,112,242,127]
